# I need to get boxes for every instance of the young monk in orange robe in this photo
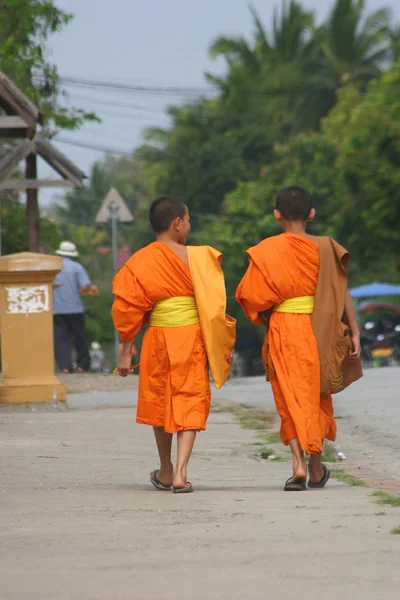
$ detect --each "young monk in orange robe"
[236,186,360,491]
[112,196,234,493]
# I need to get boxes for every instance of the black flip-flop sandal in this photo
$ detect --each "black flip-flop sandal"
[172,482,194,494]
[284,476,307,491]
[308,464,331,489]
[150,470,171,491]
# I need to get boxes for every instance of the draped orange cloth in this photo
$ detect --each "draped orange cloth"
[112,241,210,433]
[236,233,336,454]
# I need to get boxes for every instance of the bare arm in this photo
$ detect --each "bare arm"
[79,284,99,295]
[344,290,360,359]
[117,339,136,377]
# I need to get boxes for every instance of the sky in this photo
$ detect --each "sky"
[38,0,400,207]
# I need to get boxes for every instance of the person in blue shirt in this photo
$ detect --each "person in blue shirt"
[53,241,98,373]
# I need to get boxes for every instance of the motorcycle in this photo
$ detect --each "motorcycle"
[360,317,400,367]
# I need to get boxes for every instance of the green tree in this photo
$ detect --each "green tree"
[141,100,273,215]
[53,162,113,224]
[207,1,316,135]
[208,1,315,87]
[207,1,392,132]
[301,0,391,126]
[49,150,159,358]
[390,24,400,60]
[319,0,389,86]
[194,131,338,327]
[0,0,97,128]
[0,194,61,254]
[51,150,157,282]
[322,66,400,273]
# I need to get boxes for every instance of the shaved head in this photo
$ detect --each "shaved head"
[276,186,313,221]
[149,196,187,233]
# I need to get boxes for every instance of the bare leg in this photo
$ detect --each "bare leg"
[173,430,196,490]
[308,453,324,483]
[153,427,173,486]
[289,438,307,480]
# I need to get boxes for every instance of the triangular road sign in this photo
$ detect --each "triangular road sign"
[95,188,134,223]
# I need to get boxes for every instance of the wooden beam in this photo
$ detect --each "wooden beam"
[26,154,40,252]
[0,139,34,182]
[0,72,40,136]
[0,115,29,138]
[34,137,86,187]
[0,179,75,190]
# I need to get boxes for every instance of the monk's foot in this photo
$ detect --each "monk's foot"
[292,460,307,481]
[308,455,324,484]
[173,467,190,490]
[157,463,173,488]
[308,466,324,484]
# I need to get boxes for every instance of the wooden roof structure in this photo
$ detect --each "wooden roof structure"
[0,71,86,190]
[0,71,86,251]
[0,136,86,190]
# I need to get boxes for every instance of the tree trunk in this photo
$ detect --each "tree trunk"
[25,153,40,252]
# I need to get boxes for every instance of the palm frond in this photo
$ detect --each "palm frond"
[361,7,390,37]
[142,127,170,145]
[209,35,254,63]
[248,3,271,54]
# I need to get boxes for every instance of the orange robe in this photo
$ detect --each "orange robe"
[236,233,336,454]
[112,241,210,433]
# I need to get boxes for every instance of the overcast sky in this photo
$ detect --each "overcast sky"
[39,0,400,207]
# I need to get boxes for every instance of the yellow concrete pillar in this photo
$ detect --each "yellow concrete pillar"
[0,252,66,404]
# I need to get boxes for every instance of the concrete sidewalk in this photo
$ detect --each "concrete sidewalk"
[0,403,399,600]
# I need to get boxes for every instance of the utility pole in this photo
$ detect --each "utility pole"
[95,188,134,367]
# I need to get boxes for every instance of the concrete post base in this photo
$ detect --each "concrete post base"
[0,377,66,405]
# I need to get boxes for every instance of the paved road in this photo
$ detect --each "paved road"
[214,367,400,439]
[70,367,400,449]
[68,367,400,486]
[213,367,400,487]
[1,404,399,599]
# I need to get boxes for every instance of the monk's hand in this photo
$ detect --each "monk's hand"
[349,332,361,360]
[116,353,133,377]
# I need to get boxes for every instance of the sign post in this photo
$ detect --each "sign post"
[95,188,134,367]
[110,203,119,274]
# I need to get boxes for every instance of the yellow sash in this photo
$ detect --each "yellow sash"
[149,296,199,327]
[275,295,314,314]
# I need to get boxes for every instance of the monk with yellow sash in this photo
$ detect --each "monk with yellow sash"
[236,186,361,491]
[112,196,235,493]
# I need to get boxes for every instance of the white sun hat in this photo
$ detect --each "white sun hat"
[56,241,79,258]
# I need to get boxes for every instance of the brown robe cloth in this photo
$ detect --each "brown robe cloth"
[312,237,363,395]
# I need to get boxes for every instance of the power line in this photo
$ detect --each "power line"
[60,98,268,126]
[34,75,216,96]
[83,107,167,121]
[33,73,322,99]
[58,76,216,94]
[63,96,274,123]
[62,92,170,114]
[71,128,144,146]
[56,137,132,155]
